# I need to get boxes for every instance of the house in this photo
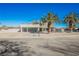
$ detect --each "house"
[19,23,55,33]
[20,23,40,33]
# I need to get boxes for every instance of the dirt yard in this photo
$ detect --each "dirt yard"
[0,32,79,56]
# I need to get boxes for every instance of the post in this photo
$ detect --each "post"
[27,27,28,32]
[37,27,39,32]
[21,27,22,32]
[20,25,22,32]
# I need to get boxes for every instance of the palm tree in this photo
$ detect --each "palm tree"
[64,12,79,32]
[46,12,58,33]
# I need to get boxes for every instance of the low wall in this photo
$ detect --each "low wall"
[0,29,20,32]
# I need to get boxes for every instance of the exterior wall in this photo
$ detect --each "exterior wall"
[0,29,19,32]
[20,24,40,32]
[22,27,39,33]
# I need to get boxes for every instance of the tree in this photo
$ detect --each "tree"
[64,12,79,32]
[46,12,58,33]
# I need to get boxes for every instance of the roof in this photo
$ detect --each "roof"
[20,23,40,28]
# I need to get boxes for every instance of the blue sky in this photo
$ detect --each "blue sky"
[0,3,79,28]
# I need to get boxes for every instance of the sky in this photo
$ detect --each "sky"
[0,3,79,28]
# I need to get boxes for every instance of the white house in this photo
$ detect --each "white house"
[20,23,40,32]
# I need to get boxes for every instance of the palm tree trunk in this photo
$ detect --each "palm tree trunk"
[47,21,52,33]
[69,23,73,32]
[70,28,73,32]
[48,27,51,33]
